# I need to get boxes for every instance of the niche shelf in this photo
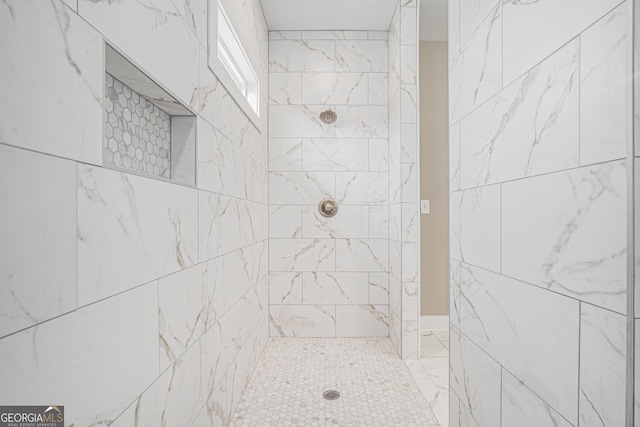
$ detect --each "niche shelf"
[103,44,196,186]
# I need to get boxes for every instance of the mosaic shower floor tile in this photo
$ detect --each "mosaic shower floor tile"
[230,338,440,426]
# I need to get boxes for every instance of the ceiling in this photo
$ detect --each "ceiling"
[259,0,448,41]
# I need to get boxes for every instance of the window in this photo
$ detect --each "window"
[215,4,259,116]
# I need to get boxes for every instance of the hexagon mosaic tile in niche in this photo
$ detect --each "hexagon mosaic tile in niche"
[103,73,171,179]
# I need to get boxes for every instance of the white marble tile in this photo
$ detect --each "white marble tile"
[503,0,623,85]
[400,7,417,46]
[580,3,629,165]
[401,124,418,163]
[449,185,501,272]
[301,205,369,239]
[197,120,252,198]
[270,305,336,337]
[269,72,302,104]
[269,138,303,171]
[0,284,158,427]
[401,163,419,202]
[335,239,388,272]
[502,369,573,427]
[301,73,368,105]
[0,146,77,338]
[302,138,369,171]
[400,46,417,85]
[336,172,389,205]
[335,106,389,138]
[369,73,389,105]
[369,272,389,304]
[369,205,389,238]
[401,282,419,321]
[269,205,302,238]
[449,0,460,55]
[269,272,303,305]
[502,161,626,314]
[334,40,388,72]
[420,332,448,358]
[449,260,462,328]
[459,263,580,423]
[170,0,207,46]
[336,305,389,337]
[193,373,229,427]
[401,321,418,359]
[449,4,502,124]
[402,242,419,282]
[198,193,255,260]
[450,326,501,427]
[112,341,202,427]
[368,31,389,40]
[79,0,200,108]
[579,303,626,427]
[400,85,418,124]
[158,260,223,370]
[459,0,500,46]
[460,40,580,188]
[369,138,390,171]
[303,272,369,305]
[224,247,254,309]
[450,391,461,427]
[77,165,198,305]
[0,0,102,164]
[269,31,301,40]
[269,239,336,272]
[450,123,461,191]
[269,171,335,205]
[269,40,334,72]
[269,104,336,138]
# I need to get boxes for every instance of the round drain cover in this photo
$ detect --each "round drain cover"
[323,390,340,400]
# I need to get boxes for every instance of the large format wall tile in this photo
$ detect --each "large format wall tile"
[0,284,159,427]
[269,239,336,272]
[77,165,199,305]
[301,73,368,105]
[449,3,502,123]
[0,0,102,164]
[501,369,573,427]
[0,146,77,338]
[303,272,369,304]
[302,138,369,172]
[336,305,389,337]
[459,264,580,423]
[450,327,501,427]
[459,40,579,189]
[269,171,336,205]
[450,185,500,272]
[334,40,389,72]
[270,305,336,337]
[580,3,629,165]
[579,303,625,426]
[502,161,626,314]
[269,40,335,72]
[502,0,623,84]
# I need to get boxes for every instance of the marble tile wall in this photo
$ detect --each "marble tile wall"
[449,0,632,425]
[0,0,269,425]
[268,30,391,338]
[388,0,421,359]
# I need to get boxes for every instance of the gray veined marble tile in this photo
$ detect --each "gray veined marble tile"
[459,263,580,423]
[269,272,303,304]
[302,138,369,172]
[449,185,501,272]
[369,205,389,239]
[501,369,573,427]
[224,247,255,310]
[450,326,501,427]
[77,165,198,306]
[579,303,626,427]
[335,239,389,272]
[158,260,223,370]
[269,138,303,171]
[334,105,389,138]
[336,171,389,205]
[580,2,629,166]
[369,138,390,172]
[269,104,336,138]
[503,0,623,85]
[450,123,461,191]
[459,0,500,47]
[269,40,335,72]
[335,40,389,73]
[449,3,502,124]
[269,239,336,272]
[303,272,369,305]
[459,39,580,189]
[0,0,102,164]
[400,7,417,46]
[269,205,302,238]
[449,0,461,56]
[336,305,389,337]
[369,272,389,304]
[269,72,302,105]
[368,73,389,105]
[301,73,368,105]
[269,171,335,205]
[269,305,336,337]
[0,284,159,427]
[502,160,626,314]
[401,320,418,359]
[0,146,77,338]
[301,205,369,239]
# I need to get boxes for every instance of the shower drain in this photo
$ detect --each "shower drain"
[322,390,340,400]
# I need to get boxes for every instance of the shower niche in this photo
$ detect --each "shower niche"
[103,44,196,186]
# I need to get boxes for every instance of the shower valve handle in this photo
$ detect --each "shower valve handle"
[319,198,339,218]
